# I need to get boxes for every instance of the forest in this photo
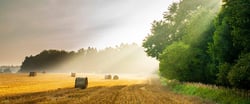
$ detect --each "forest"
[143,0,250,90]
[19,43,157,74]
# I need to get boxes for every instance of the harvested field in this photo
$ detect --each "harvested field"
[0,73,214,104]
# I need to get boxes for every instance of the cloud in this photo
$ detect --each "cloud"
[0,0,173,65]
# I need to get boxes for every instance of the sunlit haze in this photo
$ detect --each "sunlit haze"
[0,0,176,65]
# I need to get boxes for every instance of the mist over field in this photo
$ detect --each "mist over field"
[1,0,250,103]
[19,43,158,75]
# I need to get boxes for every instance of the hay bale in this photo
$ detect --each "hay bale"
[29,72,37,77]
[42,70,46,74]
[75,77,88,89]
[113,75,119,80]
[71,73,76,77]
[104,74,112,80]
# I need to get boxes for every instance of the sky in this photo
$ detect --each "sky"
[0,0,175,65]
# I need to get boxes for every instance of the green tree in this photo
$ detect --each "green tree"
[208,0,250,88]
[143,0,220,60]
[159,42,204,82]
[150,0,220,83]
[159,42,190,81]
[228,53,250,89]
[216,63,231,86]
[226,0,250,53]
[143,20,173,59]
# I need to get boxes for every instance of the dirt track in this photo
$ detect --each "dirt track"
[0,80,213,104]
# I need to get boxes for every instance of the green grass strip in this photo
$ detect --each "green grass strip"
[161,78,250,104]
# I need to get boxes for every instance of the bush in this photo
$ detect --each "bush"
[159,42,205,82]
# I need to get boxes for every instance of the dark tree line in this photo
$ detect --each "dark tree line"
[19,43,155,74]
[143,0,250,89]
[20,50,74,72]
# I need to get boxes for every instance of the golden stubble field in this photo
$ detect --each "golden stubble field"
[0,73,214,104]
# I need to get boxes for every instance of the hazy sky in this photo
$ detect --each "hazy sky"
[0,0,175,65]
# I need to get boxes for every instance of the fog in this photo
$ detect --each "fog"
[23,44,159,76]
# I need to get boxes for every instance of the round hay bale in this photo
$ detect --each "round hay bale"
[104,74,112,80]
[75,77,88,89]
[71,73,76,77]
[29,72,37,77]
[42,70,46,74]
[113,75,119,80]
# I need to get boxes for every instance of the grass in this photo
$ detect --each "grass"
[161,78,250,104]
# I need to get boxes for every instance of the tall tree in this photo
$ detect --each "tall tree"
[144,0,220,83]
[208,0,250,88]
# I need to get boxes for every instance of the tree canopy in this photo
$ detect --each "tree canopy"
[143,0,250,89]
